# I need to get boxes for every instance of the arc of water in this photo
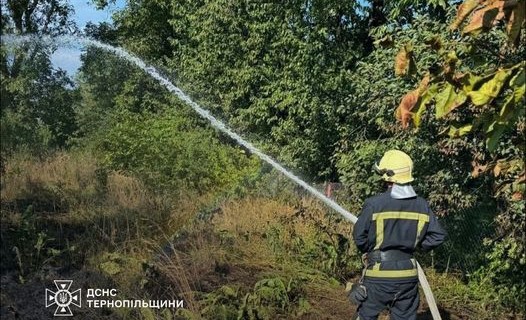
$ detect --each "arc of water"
[9,34,358,223]
[3,35,445,320]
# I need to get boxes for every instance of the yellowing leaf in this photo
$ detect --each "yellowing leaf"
[435,85,454,118]
[494,159,504,176]
[396,75,431,128]
[511,192,523,201]
[450,0,482,30]
[413,84,437,128]
[509,67,525,104]
[493,159,523,176]
[463,3,501,34]
[395,44,414,76]
[449,124,473,137]
[494,68,525,132]
[471,161,488,178]
[468,90,492,105]
[417,74,431,94]
[396,89,420,128]
[510,65,526,86]
[499,70,525,121]
[507,1,526,44]
[467,69,513,105]
[435,84,468,118]
[458,72,485,92]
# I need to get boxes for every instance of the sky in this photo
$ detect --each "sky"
[51,0,125,76]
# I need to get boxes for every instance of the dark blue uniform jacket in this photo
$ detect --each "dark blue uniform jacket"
[353,190,446,282]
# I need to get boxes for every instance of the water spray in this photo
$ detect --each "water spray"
[1,34,441,319]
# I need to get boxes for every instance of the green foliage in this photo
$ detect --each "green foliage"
[387,1,525,312]
[97,109,259,195]
[199,276,309,320]
[0,108,54,155]
[0,0,75,35]
[1,0,79,157]
[470,235,526,311]
[113,0,371,180]
[1,44,78,155]
[2,0,525,317]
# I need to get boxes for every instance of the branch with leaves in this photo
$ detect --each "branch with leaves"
[394,0,525,200]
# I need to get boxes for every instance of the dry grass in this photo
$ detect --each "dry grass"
[152,195,359,318]
[0,151,99,203]
[105,172,151,211]
[8,152,482,319]
[0,151,205,284]
[213,197,353,250]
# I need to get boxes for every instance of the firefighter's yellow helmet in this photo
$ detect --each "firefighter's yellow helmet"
[374,150,414,184]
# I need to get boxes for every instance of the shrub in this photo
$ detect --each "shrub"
[97,109,260,195]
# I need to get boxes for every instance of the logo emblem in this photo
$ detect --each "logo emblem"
[45,280,81,316]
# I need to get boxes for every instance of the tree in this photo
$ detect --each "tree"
[108,0,373,181]
[391,0,525,309]
[1,0,78,153]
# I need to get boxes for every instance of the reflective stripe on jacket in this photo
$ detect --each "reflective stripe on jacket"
[352,189,446,281]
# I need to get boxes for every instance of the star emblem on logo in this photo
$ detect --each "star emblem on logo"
[45,280,81,316]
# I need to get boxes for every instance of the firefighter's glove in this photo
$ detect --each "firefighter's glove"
[346,282,367,305]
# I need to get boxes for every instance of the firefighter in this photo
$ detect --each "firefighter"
[350,149,446,320]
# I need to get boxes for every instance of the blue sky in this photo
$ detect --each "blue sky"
[51,0,125,76]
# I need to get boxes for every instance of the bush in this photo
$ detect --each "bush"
[0,109,53,157]
[96,109,259,195]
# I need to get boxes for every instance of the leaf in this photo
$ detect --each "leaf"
[443,51,459,75]
[471,161,488,178]
[493,159,523,177]
[396,89,420,128]
[458,72,485,92]
[508,67,526,106]
[449,124,473,137]
[395,75,431,128]
[417,74,431,93]
[499,69,525,121]
[493,160,505,176]
[435,84,468,118]
[507,0,526,44]
[395,44,414,76]
[467,69,513,105]
[413,83,437,127]
[463,3,501,34]
[511,192,523,201]
[486,122,507,151]
[450,0,482,30]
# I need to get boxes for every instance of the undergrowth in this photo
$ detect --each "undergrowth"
[1,151,523,319]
